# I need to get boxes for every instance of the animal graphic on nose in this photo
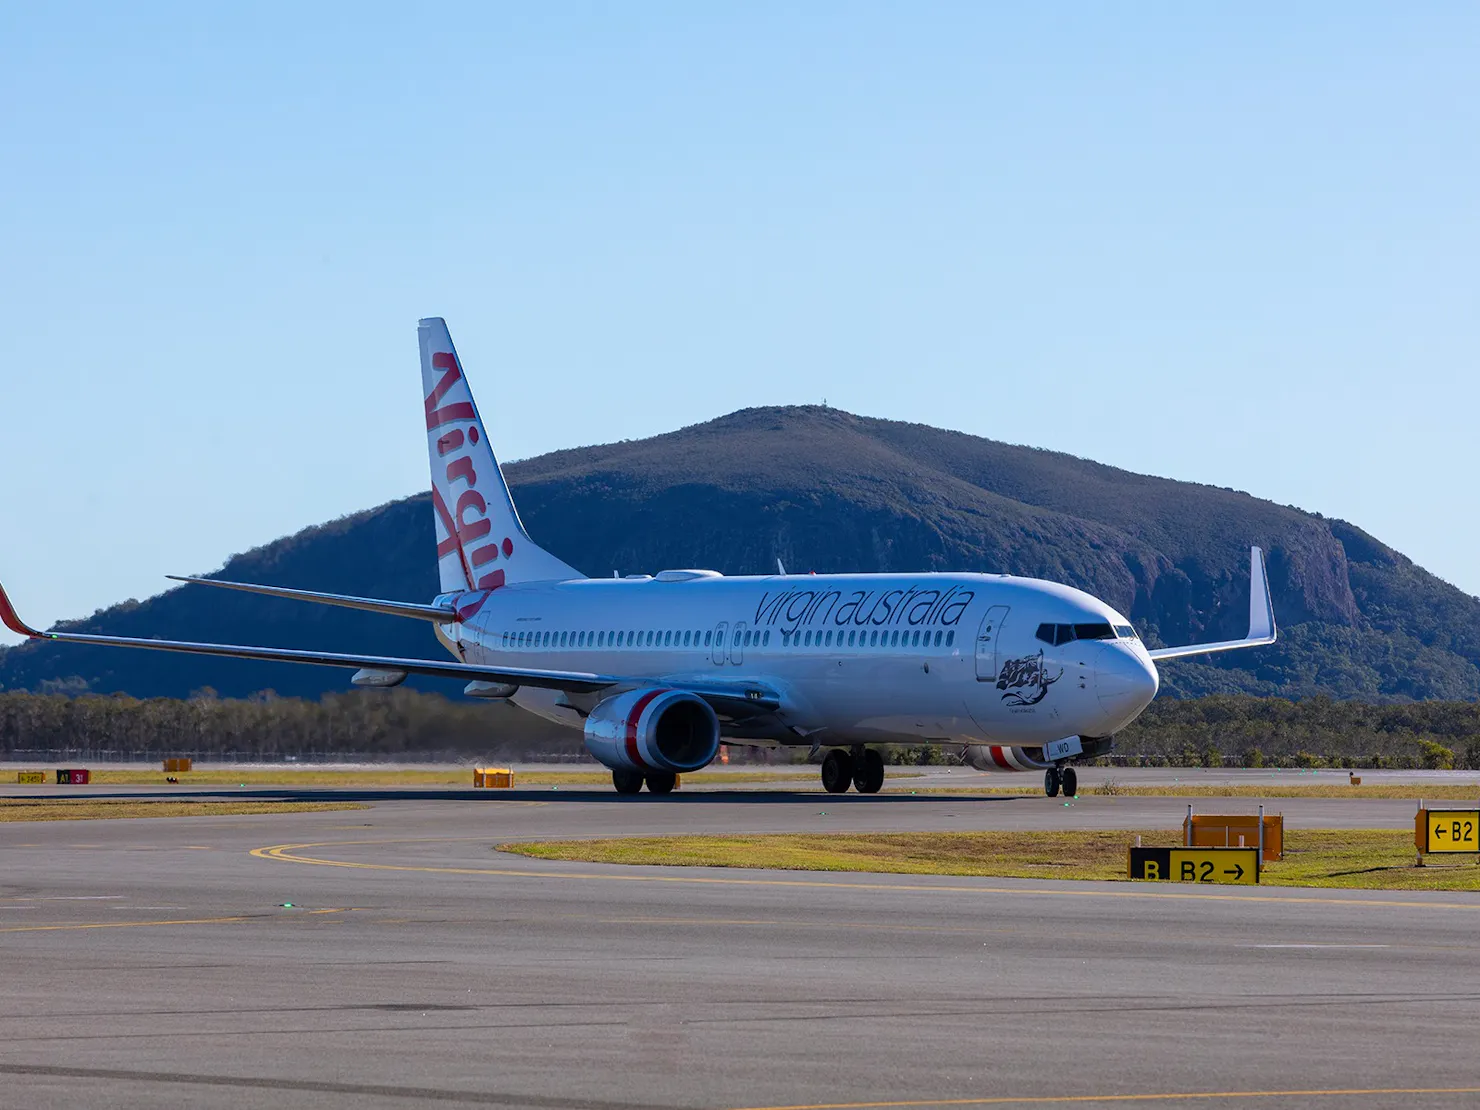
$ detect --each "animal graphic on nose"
[996,650,1063,706]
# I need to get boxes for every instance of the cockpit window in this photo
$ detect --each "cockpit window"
[1036,621,1118,646]
[1114,624,1137,639]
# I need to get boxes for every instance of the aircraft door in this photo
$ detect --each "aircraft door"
[712,622,728,666]
[975,605,1011,681]
[731,622,747,665]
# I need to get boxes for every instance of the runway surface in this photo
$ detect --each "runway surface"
[3,788,1479,1109]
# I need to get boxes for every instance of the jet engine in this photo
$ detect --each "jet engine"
[583,688,721,774]
[963,744,1052,772]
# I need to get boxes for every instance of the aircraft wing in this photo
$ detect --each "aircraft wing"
[0,581,781,712]
[1147,546,1277,661]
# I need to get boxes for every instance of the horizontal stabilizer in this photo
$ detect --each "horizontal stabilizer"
[167,576,456,623]
[1148,546,1277,661]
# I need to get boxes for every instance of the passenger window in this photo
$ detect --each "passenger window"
[946,630,955,647]
[682,630,690,647]
[912,630,921,647]
[704,630,712,646]
[892,630,901,647]
[934,630,943,646]
[870,630,879,646]
[763,631,770,646]
[803,630,811,646]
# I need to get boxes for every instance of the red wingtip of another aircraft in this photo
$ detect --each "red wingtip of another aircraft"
[0,581,43,638]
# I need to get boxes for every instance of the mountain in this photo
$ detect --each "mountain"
[3,406,1478,701]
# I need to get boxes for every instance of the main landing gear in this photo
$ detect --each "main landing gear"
[820,747,885,794]
[611,769,678,795]
[1043,765,1078,798]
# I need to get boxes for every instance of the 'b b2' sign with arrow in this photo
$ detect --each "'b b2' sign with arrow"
[1129,846,1260,885]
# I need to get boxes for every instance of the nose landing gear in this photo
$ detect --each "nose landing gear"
[1044,765,1078,798]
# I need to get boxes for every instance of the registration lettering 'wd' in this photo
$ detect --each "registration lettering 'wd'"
[1128,846,1259,885]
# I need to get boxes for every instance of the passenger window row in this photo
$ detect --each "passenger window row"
[1035,622,1133,646]
[500,628,773,650]
[782,628,954,649]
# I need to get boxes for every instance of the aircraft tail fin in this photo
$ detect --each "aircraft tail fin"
[417,318,582,593]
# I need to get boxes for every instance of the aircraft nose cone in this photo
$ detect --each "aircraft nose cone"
[1095,645,1159,730]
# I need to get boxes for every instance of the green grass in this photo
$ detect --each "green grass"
[0,799,365,822]
[500,829,1480,891]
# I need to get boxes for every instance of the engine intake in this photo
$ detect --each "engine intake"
[584,688,721,774]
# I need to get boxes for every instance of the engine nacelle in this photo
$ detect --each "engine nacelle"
[963,744,1051,772]
[584,688,721,774]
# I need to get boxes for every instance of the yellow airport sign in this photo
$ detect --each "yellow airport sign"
[1416,809,1479,854]
[1128,846,1259,884]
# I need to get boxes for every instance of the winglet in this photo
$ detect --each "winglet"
[1248,545,1275,643]
[0,581,44,638]
[1145,545,1277,662]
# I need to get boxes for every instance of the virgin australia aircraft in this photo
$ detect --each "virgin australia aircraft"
[0,318,1276,798]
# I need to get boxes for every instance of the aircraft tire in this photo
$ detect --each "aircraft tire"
[1044,767,1060,798]
[854,748,885,794]
[1061,766,1078,797]
[821,750,853,793]
[645,772,677,795]
[612,768,644,795]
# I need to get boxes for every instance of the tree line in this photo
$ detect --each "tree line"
[0,689,1476,768]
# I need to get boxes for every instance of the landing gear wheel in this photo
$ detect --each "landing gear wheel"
[853,748,885,794]
[1060,766,1078,797]
[821,750,854,793]
[1044,766,1061,798]
[645,772,677,795]
[612,768,644,795]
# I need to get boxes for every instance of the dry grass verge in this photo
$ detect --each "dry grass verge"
[885,783,1480,800]
[501,829,1480,891]
[0,799,365,822]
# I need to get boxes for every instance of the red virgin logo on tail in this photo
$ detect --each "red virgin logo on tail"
[426,350,512,591]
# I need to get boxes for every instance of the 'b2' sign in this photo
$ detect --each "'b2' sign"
[1419,810,1480,854]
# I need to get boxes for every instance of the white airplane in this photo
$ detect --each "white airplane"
[0,318,1276,797]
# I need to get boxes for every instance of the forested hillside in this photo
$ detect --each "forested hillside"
[3,406,1478,701]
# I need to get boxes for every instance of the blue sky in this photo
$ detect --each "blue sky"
[1,2,1476,643]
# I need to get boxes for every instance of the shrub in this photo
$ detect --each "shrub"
[1417,739,1456,770]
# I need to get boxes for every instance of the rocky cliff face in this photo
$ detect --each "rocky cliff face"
[3,406,1477,700]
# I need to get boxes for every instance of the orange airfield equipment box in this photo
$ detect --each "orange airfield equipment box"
[1184,812,1283,862]
[474,768,514,788]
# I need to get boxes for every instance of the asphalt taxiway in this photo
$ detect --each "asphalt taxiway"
[2,786,1479,1109]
